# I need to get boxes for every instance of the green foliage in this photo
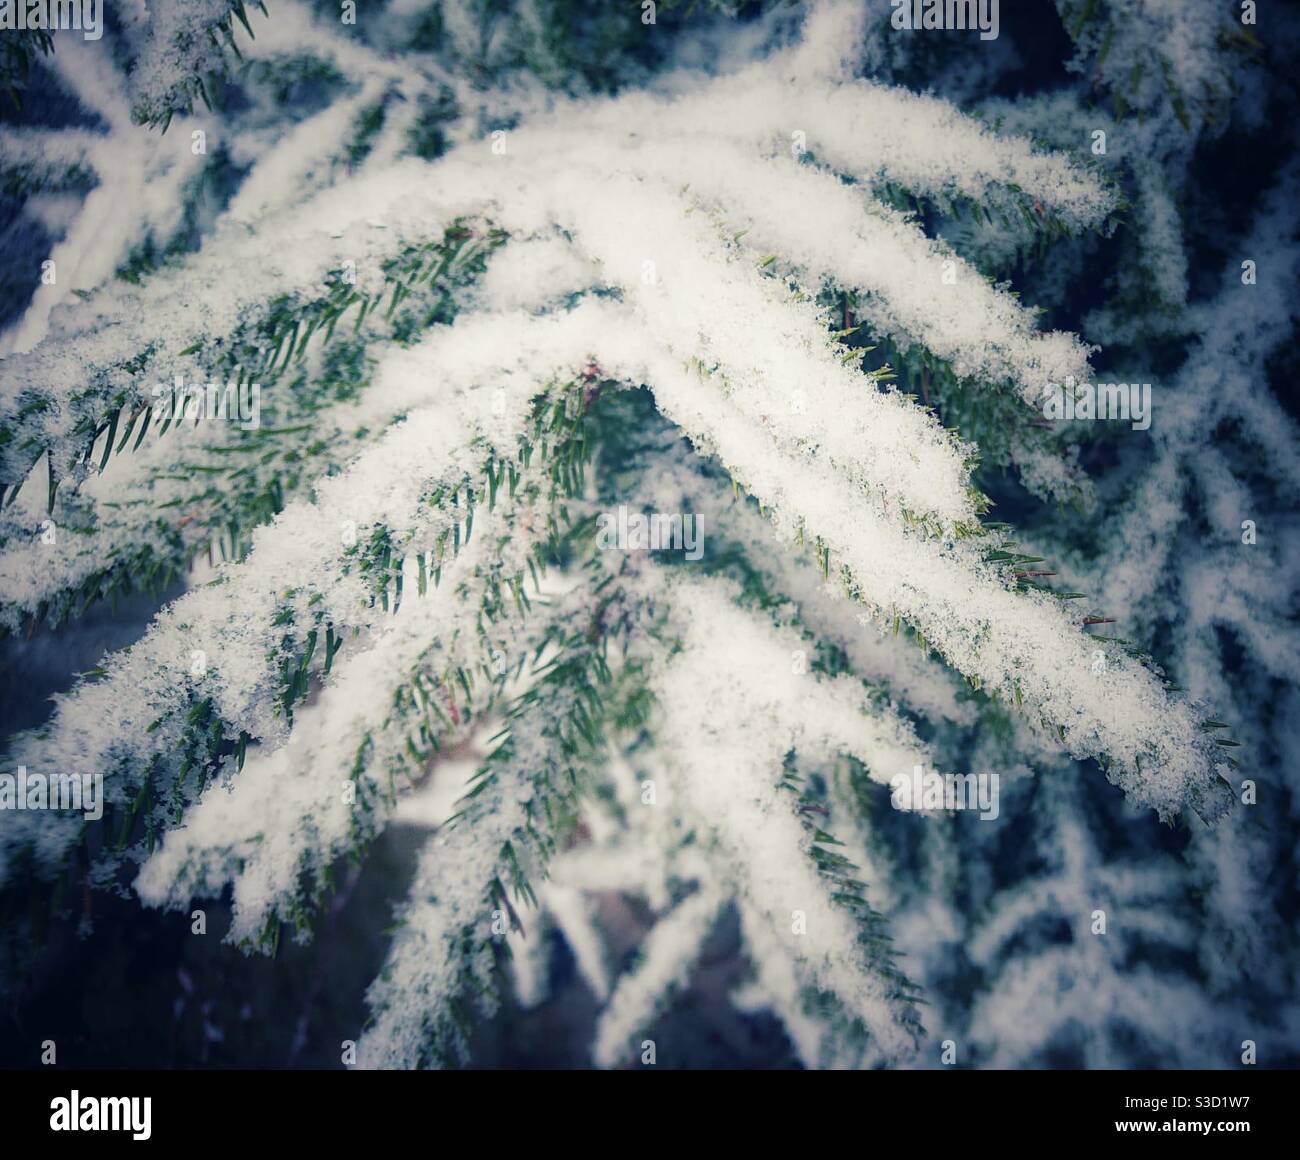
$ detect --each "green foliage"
[0,27,52,111]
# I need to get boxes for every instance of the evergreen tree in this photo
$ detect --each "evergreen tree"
[0,0,1295,1069]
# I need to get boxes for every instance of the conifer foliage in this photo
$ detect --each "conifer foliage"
[0,0,1296,1069]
